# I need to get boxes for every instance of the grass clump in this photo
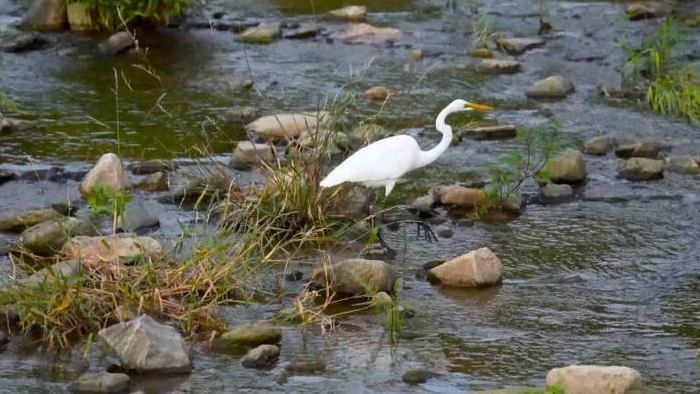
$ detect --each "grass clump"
[69,0,190,30]
[621,17,700,123]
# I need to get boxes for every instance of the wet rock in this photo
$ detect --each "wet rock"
[69,372,130,394]
[541,183,573,204]
[546,365,642,394]
[329,185,369,219]
[128,160,177,175]
[371,291,393,307]
[665,155,700,175]
[98,315,192,374]
[283,23,318,39]
[584,135,617,156]
[237,23,280,44]
[19,217,95,256]
[496,37,545,55]
[230,141,275,169]
[0,117,39,134]
[165,171,238,205]
[80,153,130,199]
[310,259,396,296]
[97,32,135,56]
[436,225,454,238]
[363,86,393,101]
[615,139,662,159]
[409,193,436,213]
[0,208,65,232]
[526,76,575,99]
[246,111,331,141]
[22,259,81,287]
[438,185,486,208]
[135,171,168,192]
[118,204,159,233]
[327,5,367,21]
[460,125,517,140]
[544,149,587,184]
[470,47,493,58]
[62,234,163,265]
[0,170,16,185]
[626,3,667,21]
[224,79,255,94]
[67,3,97,31]
[402,369,440,385]
[479,59,521,74]
[2,33,48,53]
[241,344,280,369]
[618,158,665,181]
[21,0,67,31]
[220,323,282,347]
[428,247,503,288]
[217,106,258,125]
[337,23,402,44]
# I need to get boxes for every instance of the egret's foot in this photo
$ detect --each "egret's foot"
[409,220,438,243]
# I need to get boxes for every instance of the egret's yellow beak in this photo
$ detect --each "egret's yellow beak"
[465,102,494,112]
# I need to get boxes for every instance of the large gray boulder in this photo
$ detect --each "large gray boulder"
[618,158,664,181]
[97,32,135,56]
[80,153,130,198]
[544,149,587,184]
[0,208,65,232]
[310,259,397,296]
[21,0,67,31]
[546,365,642,394]
[98,315,192,374]
[118,204,159,233]
[19,217,95,256]
[428,247,503,288]
[69,372,130,394]
[241,344,280,369]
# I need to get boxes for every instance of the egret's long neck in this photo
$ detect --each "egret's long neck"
[415,106,455,168]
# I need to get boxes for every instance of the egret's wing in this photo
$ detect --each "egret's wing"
[320,135,419,187]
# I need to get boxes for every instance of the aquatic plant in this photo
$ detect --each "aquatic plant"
[524,383,566,394]
[68,0,190,30]
[477,118,562,215]
[86,185,132,233]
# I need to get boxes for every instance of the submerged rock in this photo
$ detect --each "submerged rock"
[544,149,587,184]
[283,23,318,39]
[1,33,49,53]
[310,259,397,296]
[21,0,67,31]
[363,86,393,101]
[135,171,168,192]
[526,76,575,99]
[496,37,545,55]
[69,372,130,394]
[241,344,280,369]
[479,59,521,74]
[438,185,486,208]
[584,135,617,156]
[97,32,135,56]
[337,23,402,44]
[98,315,192,374]
[220,323,282,347]
[0,117,39,134]
[128,160,177,175]
[237,23,280,44]
[428,247,503,288]
[246,112,331,141]
[436,225,454,238]
[80,153,130,199]
[402,369,440,385]
[541,183,574,204]
[0,170,16,185]
[618,158,664,181]
[665,155,700,175]
[62,234,163,265]
[546,365,642,394]
[0,208,65,233]
[615,139,662,159]
[327,5,367,21]
[19,217,95,256]
[460,125,517,140]
[230,141,275,169]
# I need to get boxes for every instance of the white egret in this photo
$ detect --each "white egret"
[320,99,493,196]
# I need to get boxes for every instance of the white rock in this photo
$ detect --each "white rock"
[428,247,503,288]
[230,141,275,168]
[246,112,331,141]
[337,23,402,44]
[328,5,367,21]
[546,365,642,394]
[80,153,130,198]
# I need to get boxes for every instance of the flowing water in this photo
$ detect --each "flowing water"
[0,0,699,392]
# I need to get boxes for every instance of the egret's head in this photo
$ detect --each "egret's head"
[448,99,494,113]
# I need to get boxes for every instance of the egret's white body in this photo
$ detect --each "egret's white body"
[320,99,492,196]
